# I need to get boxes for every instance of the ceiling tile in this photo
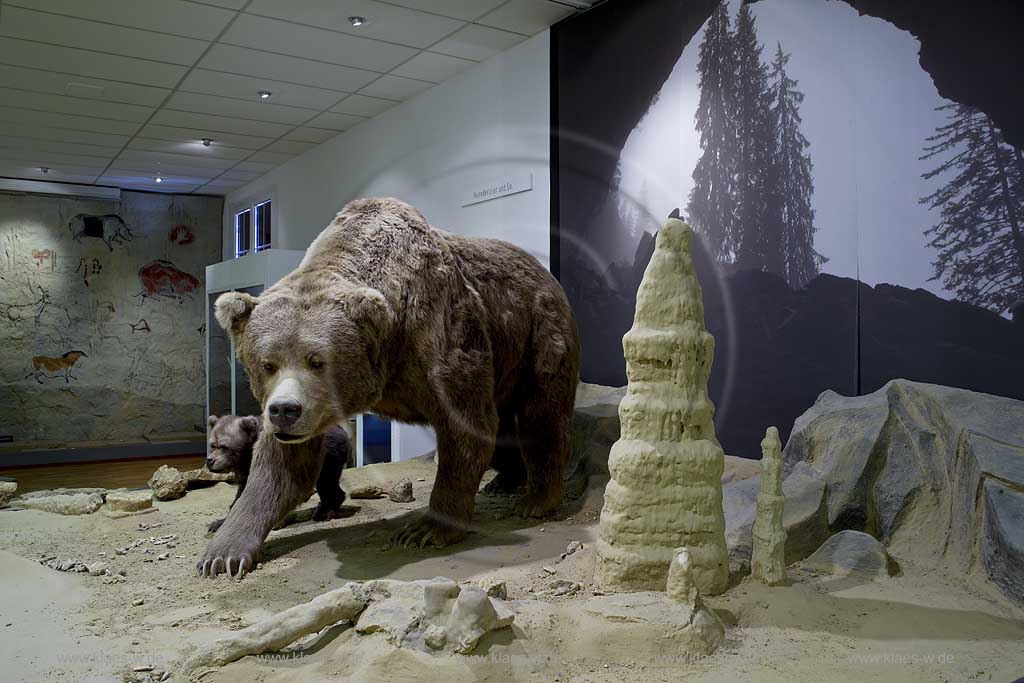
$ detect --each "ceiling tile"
[431,24,525,61]
[391,51,475,82]
[0,65,169,108]
[0,123,130,148]
[0,105,142,135]
[244,150,297,165]
[0,6,209,65]
[283,127,339,144]
[149,110,293,138]
[219,169,265,182]
[127,138,253,161]
[477,0,573,35]
[98,173,203,192]
[380,0,505,21]
[357,74,431,100]
[0,37,187,88]
[116,149,238,171]
[5,0,237,41]
[107,161,223,180]
[330,94,396,117]
[198,44,378,92]
[138,124,274,150]
[180,69,345,110]
[0,148,112,171]
[0,137,121,159]
[220,14,418,72]
[232,160,278,173]
[304,111,366,132]
[0,88,154,123]
[165,92,315,126]
[194,0,248,9]
[263,139,317,155]
[246,0,465,49]
[193,180,246,195]
[0,163,99,184]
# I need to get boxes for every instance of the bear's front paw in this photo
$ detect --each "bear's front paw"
[394,511,468,548]
[513,492,560,519]
[195,536,261,579]
[206,517,225,534]
[312,501,342,522]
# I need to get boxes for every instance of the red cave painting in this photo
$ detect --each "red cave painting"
[137,259,200,302]
[169,224,195,246]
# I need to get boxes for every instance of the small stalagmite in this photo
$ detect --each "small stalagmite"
[751,426,787,586]
[594,215,729,595]
[666,547,702,609]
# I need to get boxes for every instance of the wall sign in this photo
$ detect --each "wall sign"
[462,172,533,206]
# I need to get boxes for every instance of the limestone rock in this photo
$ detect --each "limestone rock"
[349,484,386,499]
[87,562,108,576]
[666,547,701,608]
[751,427,787,586]
[801,531,895,578]
[447,586,511,654]
[595,217,729,596]
[105,490,153,513]
[184,468,236,488]
[0,479,16,508]
[18,491,104,515]
[479,579,507,600]
[583,591,724,656]
[148,465,188,501]
[785,380,1024,604]
[388,478,414,503]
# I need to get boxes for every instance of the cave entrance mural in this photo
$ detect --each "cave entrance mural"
[554,0,1024,458]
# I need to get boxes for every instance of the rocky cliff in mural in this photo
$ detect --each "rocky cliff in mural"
[0,191,222,446]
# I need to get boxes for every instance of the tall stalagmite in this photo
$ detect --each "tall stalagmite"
[751,426,787,585]
[594,216,729,595]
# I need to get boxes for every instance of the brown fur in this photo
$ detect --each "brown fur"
[198,198,578,576]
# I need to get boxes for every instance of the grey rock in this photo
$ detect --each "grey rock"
[423,624,447,650]
[447,586,512,654]
[479,579,507,600]
[801,531,895,578]
[148,466,187,501]
[567,383,626,498]
[388,478,415,503]
[0,480,16,508]
[104,490,153,512]
[18,492,104,515]
[86,562,108,576]
[785,380,1024,603]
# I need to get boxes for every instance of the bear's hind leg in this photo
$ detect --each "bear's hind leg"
[482,409,526,495]
[514,408,571,518]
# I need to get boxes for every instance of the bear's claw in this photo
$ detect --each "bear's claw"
[394,513,467,548]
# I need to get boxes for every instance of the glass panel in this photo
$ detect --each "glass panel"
[255,200,271,252]
[233,285,264,417]
[362,414,392,464]
[235,209,251,258]
[207,292,232,419]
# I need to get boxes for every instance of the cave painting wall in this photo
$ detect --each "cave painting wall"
[554,0,1024,458]
[0,190,222,447]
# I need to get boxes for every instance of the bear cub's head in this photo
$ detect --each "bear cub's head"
[206,414,260,474]
[213,281,391,444]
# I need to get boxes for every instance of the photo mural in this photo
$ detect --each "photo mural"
[554,0,1024,457]
[0,190,222,447]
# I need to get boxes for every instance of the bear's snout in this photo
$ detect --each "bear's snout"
[268,398,303,432]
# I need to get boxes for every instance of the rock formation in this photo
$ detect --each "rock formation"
[594,217,729,595]
[751,426,787,585]
[148,465,188,501]
[666,547,701,608]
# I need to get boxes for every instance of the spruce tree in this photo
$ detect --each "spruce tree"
[687,1,737,262]
[770,43,824,288]
[920,104,1024,313]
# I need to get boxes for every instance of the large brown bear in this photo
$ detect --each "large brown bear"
[197,198,578,578]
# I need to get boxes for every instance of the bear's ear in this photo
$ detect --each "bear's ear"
[344,287,392,362]
[208,414,219,428]
[240,415,260,436]
[214,291,259,337]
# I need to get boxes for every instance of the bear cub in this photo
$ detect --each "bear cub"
[205,414,350,532]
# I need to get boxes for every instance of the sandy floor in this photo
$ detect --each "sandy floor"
[1,455,1022,682]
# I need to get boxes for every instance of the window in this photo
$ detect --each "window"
[234,208,251,258]
[233,199,271,258]
[255,200,272,252]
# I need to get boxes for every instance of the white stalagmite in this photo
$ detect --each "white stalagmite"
[594,216,729,595]
[751,426,787,586]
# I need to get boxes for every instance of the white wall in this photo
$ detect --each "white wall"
[223,30,550,267]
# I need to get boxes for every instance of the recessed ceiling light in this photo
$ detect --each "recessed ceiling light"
[39,166,50,174]
[154,176,163,183]
[258,90,272,100]
[202,138,213,147]
[348,16,367,27]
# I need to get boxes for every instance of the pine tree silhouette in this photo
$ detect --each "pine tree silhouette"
[770,43,825,288]
[920,104,1024,313]
[687,1,738,262]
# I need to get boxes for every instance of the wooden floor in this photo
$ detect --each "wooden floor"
[0,454,207,494]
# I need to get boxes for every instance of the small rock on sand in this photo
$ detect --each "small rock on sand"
[388,478,415,503]
[349,485,386,499]
[104,490,153,513]
[148,466,188,501]
[0,479,16,507]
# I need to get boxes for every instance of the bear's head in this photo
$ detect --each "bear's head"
[205,414,259,473]
[214,281,391,444]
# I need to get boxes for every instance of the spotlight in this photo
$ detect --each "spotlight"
[154,176,163,183]
[257,90,272,100]
[39,166,50,174]
[202,138,213,147]
[348,16,367,27]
